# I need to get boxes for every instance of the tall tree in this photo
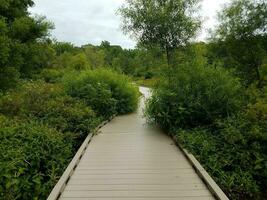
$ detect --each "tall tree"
[118,0,201,67]
[213,0,267,87]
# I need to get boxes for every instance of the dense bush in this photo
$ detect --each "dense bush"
[146,65,267,199]
[175,106,267,199]
[0,70,139,199]
[64,68,139,118]
[0,1,55,92]
[134,77,159,88]
[0,81,100,148]
[0,116,72,200]
[37,68,64,83]
[146,65,243,129]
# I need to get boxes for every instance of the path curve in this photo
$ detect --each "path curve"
[58,87,215,200]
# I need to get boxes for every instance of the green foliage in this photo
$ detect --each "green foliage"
[0,116,72,200]
[175,119,266,199]
[212,0,267,86]
[134,77,159,88]
[0,67,20,91]
[119,0,201,66]
[146,56,267,199]
[0,0,34,21]
[83,45,105,69]
[20,42,56,77]
[38,68,64,83]
[69,53,90,70]
[11,16,52,42]
[0,71,138,199]
[146,75,267,199]
[1,1,266,200]
[0,0,54,91]
[146,64,242,129]
[64,69,139,118]
[0,81,100,148]
[119,0,199,50]
[216,0,267,39]
[52,52,91,71]
[46,40,167,80]
[52,42,78,56]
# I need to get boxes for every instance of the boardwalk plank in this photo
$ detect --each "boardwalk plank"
[61,190,212,198]
[64,184,206,191]
[60,198,214,200]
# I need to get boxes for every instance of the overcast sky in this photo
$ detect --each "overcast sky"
[30,0,230,49]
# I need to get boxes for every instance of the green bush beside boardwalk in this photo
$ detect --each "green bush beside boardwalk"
[146,65,243,129]
[0,69,139,199]
[145,65,267,200]
[64,69,139,119]
[0,116,72,200]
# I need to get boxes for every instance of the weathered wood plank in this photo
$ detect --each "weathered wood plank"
[74,168,196,174]
[60,197,215,200]
[61,190,212,198]
[64,184,206,191]
[70,173,198,179]
[67,177,204,185]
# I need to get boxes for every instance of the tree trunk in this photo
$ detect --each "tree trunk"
[165,47,174,85]
[255,65,262,88]
[166,48,171,67]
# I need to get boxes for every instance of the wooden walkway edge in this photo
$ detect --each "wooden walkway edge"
[47,87,228,200]
[47,116,115,200]
[176,144,229,200]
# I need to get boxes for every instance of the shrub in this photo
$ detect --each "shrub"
[0,116,72,199]
[134,77,159,88]
[144,71,154,79]
[0,81,100,148]
[52,52,90,71]
[175,109,267,200]
[146,65,243,129]
[0,67,20,92]
[69,53,90,71]
[0,81,63,116]
[175,126,261,200]
[38,68,64,83]
[64,68,139,118]
[146,65,267,199]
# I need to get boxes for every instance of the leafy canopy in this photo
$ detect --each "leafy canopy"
[119,0,201,64]
[0,0,54,91]
[212,0,267,86]
[216,0,267,40]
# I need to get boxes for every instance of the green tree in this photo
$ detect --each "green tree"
[119,0,201,67]
[100,41,124,67]
[213,0,267,87]
[0,0,34,21]
[0,0,53,91]
[69,53,90,71]
[83,46,105,68]
[52,41,78,56]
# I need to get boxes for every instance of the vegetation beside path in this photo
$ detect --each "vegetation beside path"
[0,0,266,199]
[119,0,267,199]
[0,69,138,199]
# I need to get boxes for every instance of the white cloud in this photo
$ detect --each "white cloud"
[30,0,230,48]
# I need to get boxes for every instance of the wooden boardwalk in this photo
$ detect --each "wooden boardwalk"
[53,87,222,200]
